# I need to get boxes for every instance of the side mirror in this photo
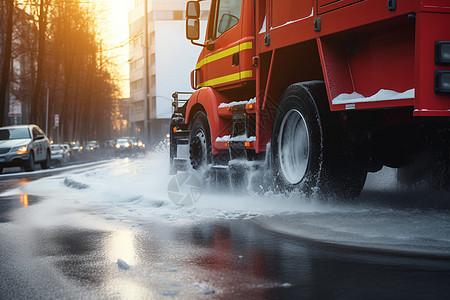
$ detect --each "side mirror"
[186,1,200,19]
[186,18,200,40]
[186,1,205,47]
[35,134,45,140]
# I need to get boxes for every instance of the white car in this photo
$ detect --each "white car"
[0,125,51,173]
[51,144,69,166]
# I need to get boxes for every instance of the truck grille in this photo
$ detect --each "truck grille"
[0,148,11,154]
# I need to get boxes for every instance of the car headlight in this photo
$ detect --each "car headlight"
[13,145,28,154]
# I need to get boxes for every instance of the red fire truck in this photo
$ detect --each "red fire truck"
[170,0,450,197]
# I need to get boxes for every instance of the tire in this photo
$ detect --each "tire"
[189,111,212,170]
[24,151,35,172]
[271,81,367,199]
[40,150,51,169]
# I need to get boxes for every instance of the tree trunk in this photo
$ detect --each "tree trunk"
[0,0,14,126]
[31,0,47,125]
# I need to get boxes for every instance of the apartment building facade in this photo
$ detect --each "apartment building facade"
[128,0,209,146]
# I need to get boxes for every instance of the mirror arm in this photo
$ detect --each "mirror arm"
[191,40,206,48]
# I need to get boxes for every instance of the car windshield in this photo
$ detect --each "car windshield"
[51,145,62,150]
[0,128,31,140]
[117,139,129,143]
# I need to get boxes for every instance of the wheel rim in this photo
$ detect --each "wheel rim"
[278,109,310,185]
[191,128,207,168]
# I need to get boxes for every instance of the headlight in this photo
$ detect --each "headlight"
[14,145,28,154]
[115,144,120,149]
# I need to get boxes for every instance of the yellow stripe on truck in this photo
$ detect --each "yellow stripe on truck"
[196,42,253,69]
[197,70,253,88]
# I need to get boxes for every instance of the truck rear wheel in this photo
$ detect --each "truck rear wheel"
[189,111,212,170]
[271,82,367,199]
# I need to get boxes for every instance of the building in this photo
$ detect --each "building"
[128,0,209,146]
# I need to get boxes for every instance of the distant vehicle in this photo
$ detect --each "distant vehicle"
[104,140,115,149]
[135,140,146,153]
[0,124,51,173]
[61,143,73,160]
[114,138,133,156]
[51,144,69,166]
[85,140,99,151]
[72,141,82,152]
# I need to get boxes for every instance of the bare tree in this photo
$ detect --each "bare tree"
[0,0,14,125]
[30,0,48,125]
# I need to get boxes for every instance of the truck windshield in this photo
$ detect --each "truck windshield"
[0,128,31,140]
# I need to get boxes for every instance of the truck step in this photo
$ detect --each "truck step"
[218,98,256,118]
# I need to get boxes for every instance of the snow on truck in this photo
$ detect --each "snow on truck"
[169,0,450,197]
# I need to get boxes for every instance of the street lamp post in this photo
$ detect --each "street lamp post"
[143,0,150,145]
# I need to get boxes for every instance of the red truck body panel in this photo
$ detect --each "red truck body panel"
[186,0,450,155]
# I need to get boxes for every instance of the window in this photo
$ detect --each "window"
[134,0,143,8]
[131,36,142,49]
[134,100,144,113]
[32,128,39,139]
[130,58,143,71]
[131,79,143,90]
[213,0,241,39]
[0,128,31,140]
[173,11,183,20]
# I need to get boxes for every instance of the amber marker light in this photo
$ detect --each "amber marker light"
[173,127,177,133]
[245,142,251,147]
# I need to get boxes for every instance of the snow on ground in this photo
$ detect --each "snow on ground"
[2,151,450,255]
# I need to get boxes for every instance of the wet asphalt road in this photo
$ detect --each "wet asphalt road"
[1,181,450,299]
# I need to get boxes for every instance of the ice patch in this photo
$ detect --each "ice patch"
[117,258,130,270]
[332,89,415,105]
[63,177,89,190]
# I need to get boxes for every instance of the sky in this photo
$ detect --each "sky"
[95,0,133,98]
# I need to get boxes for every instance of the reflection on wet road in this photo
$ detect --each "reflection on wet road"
[1,210,450,298]
[0,157,449,299]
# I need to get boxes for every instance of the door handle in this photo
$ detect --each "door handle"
[232,52,239,66]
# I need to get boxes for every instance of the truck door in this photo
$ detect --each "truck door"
[197,0,253,90]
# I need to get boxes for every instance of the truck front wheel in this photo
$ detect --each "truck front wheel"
[189,111,212,170]
[271,82,367,199]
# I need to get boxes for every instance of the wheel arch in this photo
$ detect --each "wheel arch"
[185,87,231,155]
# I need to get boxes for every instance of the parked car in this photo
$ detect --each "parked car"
[51,144,69,166]
[0,125,51,173]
